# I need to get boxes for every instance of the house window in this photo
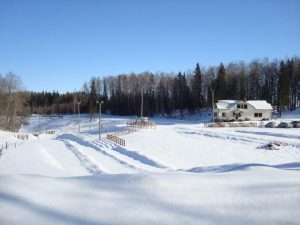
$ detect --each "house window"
[214,112,218,117]
[254,113,262,117]
[233,112,235,116]
[222,112,226,117]
[237,104,248,109]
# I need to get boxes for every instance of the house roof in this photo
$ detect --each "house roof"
[216,100,242,109]
[215,100,272,110]
[246,100,273,110]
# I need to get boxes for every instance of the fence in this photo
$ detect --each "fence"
[204,122,258,128]
[106,119,156,146]
[113,127,139,137]
[0,142,23,156]
[106,134,125,146]
[127,121,156,129]
[0,132,29,156]
[16,134,29,140]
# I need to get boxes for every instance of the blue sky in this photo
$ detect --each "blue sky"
[0,0,300,92]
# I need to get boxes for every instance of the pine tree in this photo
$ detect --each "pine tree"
[89,78,97,119]
[174,72,191,115]
[278,61,288,115]
[191,63,203,110]
[215,63,226,100]
[102,79,108,112]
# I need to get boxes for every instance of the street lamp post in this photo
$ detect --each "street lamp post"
[77,102,81,133]
[96,100,104,140]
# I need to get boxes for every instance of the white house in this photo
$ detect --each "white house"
[213,100,272,121]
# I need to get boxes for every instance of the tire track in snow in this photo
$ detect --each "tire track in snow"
[91,140,170,170]
[63,140,103,175]
[90,140,144,172]
[177,128,300,149]
[177,128,265,145]
[57,134,145,172]
[235,130,300,140]
[58,134,171,172]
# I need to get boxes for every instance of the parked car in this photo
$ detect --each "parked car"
[265,122,276,128]
[278,122,293,128]
[291,121,300,128]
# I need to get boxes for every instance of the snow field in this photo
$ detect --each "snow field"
[0,112,300,225]
[0,169,299,225]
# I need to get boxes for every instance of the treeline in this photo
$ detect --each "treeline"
[27,57,300,117]
[0,73,29,131]
[29,91,80,115]
[2,57,299,131]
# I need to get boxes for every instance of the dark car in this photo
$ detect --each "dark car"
[291,121,300,128]
[278,122,293,128]
[265,122,276,128]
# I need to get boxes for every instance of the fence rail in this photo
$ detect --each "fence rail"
[106,134,125,146]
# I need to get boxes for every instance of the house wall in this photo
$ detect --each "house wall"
[242,109,271,121]
[213,103,272,121]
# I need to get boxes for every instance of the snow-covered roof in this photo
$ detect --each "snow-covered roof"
[216,100,242,109]
[215,100,272,110]
[246,100,272,110]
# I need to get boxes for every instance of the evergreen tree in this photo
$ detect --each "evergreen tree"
[191,63,203,110]
[286,59,295,110]
[248,61,263,100]
[174,72,191,115]
[278,61,288,115]
[89,78,97,118]
[215,63,226,100]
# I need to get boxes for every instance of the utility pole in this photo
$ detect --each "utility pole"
[141,90,144,119]
[96,100,103,140]
[77,102,81,133]
[211,89,215,122]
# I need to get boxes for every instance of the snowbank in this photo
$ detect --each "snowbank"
[1,167,299,225]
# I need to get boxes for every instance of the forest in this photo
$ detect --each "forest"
[1,57,300,131]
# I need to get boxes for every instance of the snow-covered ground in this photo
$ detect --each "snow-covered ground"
[0,110,300,225]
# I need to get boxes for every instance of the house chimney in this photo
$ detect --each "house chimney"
[244,97,247,102]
